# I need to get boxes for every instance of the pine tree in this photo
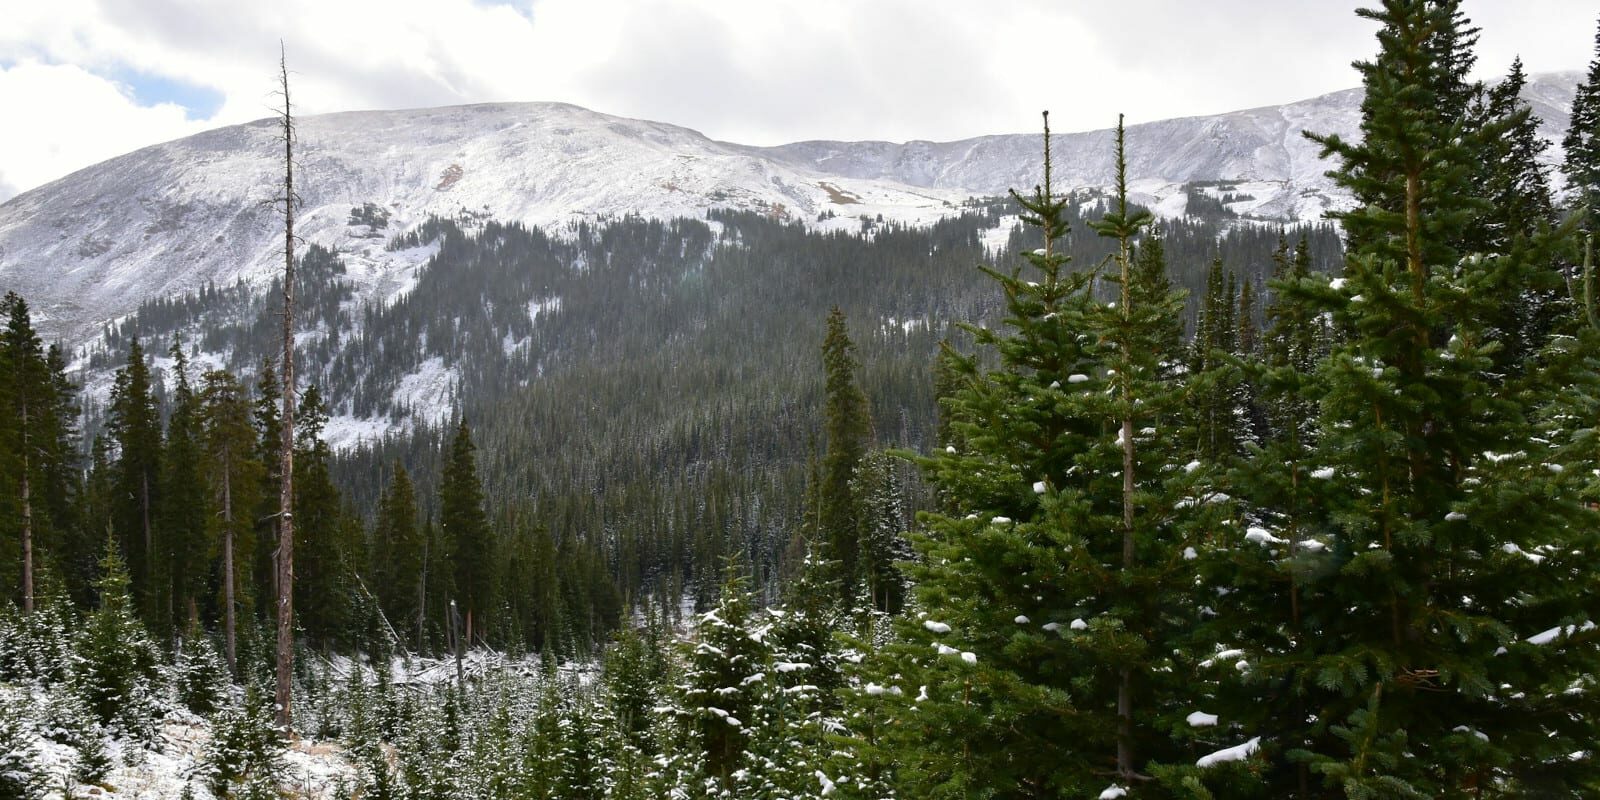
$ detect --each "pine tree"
[161,340,210,632]
[1312,0,1484,272]
[875,114,1211,797]
[251,360,282,624]
[441,419,492,648]
[853,451,910,615]
[556,689,609,800]
[602,624,661,753]
[1130,235,1184,365]
[1563,18,1600,235]
[200,368,263,675]
[73,535,161,737]
[371,462,423,649]
[1220,2,1600,793]
[0,293,62,616]
[175,629,229,716]
[1190,257,1243,462]
[1466,56,1564,370]
[292,386,350,646]
[106,338,163,630]
[0,700,44,800]
[0,597,71,685]
[674,557,767,790]
[756,550,844,800]
[39,345,84,606]
[203,682,286,798]
[819,308,872,602]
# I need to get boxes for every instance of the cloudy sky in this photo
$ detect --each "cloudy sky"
[1,0,1594,202]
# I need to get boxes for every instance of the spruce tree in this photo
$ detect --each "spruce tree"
[819,308,872,602]
[161,341,210,632]
[0,700,44,800]
[38,345,82,606]
[1466,56,1564,370]
[1190,257,1243,462]
[292,385,350,646]
[441,419,492,647]
[73,535,161,736]
[200,368,264,675]
[251,359,282,623]
[852,451,910,615]
[1218,2,1600,793]
[203,682,286,798]
[506,676,554,798]
[0,293,61,616]
[174,629,228,716]
[674,557,767,791]
[873,114,1211,797]
[602,624,661,753]
[106,338,163,630]
[372,462,423,649]
[756,550,844,800]
[1563,18,1600,234]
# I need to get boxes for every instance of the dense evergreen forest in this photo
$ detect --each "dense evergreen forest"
[2,1,1600,797]
[62,186,1344,656]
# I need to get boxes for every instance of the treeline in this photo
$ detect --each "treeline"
[58,185,1344,644]
[2,297,538,660]
[5,2,1600,796]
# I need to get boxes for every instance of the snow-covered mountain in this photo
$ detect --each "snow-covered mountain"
[756,70,1577,215]
[0,72,1579,346]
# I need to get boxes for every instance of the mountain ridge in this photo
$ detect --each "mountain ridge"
[0,71,1579,346]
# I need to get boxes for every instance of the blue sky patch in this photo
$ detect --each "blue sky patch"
[111,67,224,120]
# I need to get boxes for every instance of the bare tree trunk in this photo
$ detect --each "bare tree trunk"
[274,45,298,735]
[1111,115,1139,782]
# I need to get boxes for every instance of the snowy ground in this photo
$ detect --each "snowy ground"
[4,686,359,800]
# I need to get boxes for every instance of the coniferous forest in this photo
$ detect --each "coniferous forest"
[4,1,1600,797]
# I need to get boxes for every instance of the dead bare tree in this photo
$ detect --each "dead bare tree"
[272,42,299,734]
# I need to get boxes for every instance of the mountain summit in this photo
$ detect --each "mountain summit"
[0,72,1578,345]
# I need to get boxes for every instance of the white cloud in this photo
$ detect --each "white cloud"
[0,61,213,202]
[0,0,1594,200]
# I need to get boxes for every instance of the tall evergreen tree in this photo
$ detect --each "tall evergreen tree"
[1190,257,1244,462]
[819,308,871,603]
[1217,2,1600,793]
[39,344,83,603]
[1466,56,1564,369]
[162,340,210,631]
[200,368,262,674]
[292,386,349,646]
[0,293,61,615]
[106,338,164,630]
[1130,235,1184,361]
[442,419,492,647]
[853,451,910,615]
[251,359,282,623]
[1563,18,1600,235]
[872,114,1212,797]
[371,462,423,649]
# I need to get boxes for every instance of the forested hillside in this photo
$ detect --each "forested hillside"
[61,195,1343,655]
[1,1,1599,798]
